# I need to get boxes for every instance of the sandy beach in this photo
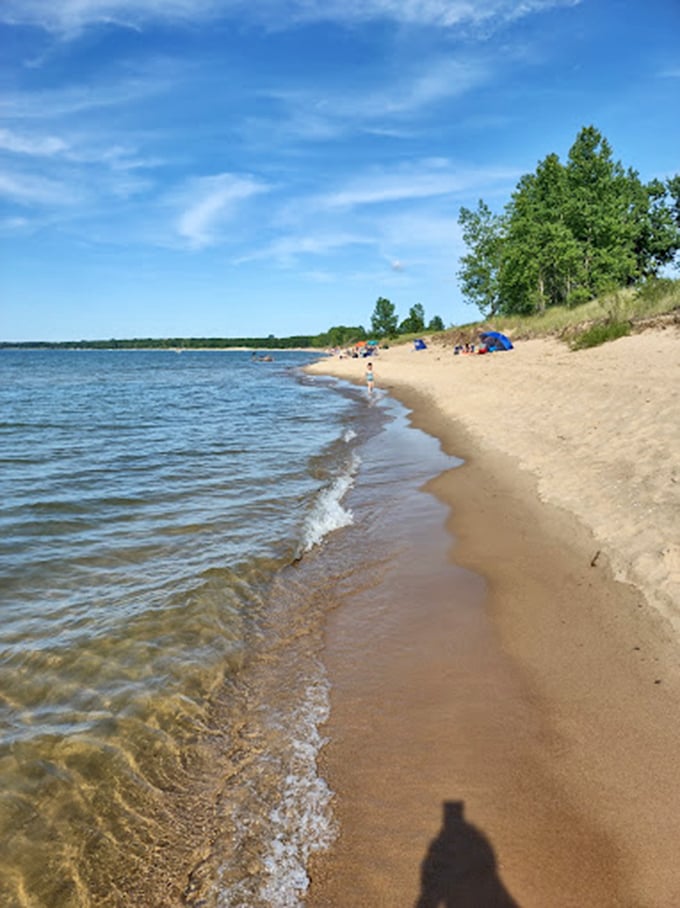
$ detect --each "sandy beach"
[305,327,680,907]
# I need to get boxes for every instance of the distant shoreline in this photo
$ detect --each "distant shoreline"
[0,343,321,352]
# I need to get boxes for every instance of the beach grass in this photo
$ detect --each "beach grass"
[569,319,631,349]
[428,277,680,348]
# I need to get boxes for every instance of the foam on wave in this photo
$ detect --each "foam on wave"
[300,451,360,553]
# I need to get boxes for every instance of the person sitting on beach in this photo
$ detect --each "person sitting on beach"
[365,362,375,394]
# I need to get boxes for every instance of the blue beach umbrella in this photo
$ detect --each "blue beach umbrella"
[479,331,513,351]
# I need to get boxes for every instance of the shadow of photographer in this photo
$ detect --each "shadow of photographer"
[415,800,519,907]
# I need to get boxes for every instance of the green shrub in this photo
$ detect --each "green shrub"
[570,320,631,350]
[634,277,678,305]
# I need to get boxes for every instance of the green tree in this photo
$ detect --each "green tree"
[563,125,638,297]
[500,155,583,313]
[398,303,426,334]
[427,315,445,331]
[370,297,398,338]
[631,177,680,277]
[667,175,680,228]
[313,325,366,347]
[458,125,679,318]
[457,201,504,317]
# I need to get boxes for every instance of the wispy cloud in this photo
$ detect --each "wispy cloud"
[0,129,68,156]
[0,169,82,206]
[281,0,583,31]
[0,122,160,223]
[0,127,158,173]
[314,159,521,211]
[171,173,270,249]
[1,72,174,121]
[0,1,218,36]
[235,159,518,273]
[0,0,582,36]
[262,56,491,144]
[326,57,487,120]
[237,230,373,265]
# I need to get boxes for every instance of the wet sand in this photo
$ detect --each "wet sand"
[306,331,680,907]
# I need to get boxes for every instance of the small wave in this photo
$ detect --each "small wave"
[342,428,357,443]
[300,452,360,553]
[258,677,336,906]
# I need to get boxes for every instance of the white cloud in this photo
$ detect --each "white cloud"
[282,0,582,29]
[1,68,174,121]
[0,127,159,174]
[0,0,581,36]
[237,230,372,265]
[0,1,218,35]
[316,159,520,210]
[343,57,490,122]
[250,56,494,152]
[173,173,270,248]
[0,124,160,213]
[0,129,68,156]
[0,169,81,206]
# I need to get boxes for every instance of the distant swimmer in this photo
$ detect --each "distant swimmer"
[365,362,375,394]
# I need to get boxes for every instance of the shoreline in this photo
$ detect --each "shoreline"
[309,330,680,629]
[305,331,680,906]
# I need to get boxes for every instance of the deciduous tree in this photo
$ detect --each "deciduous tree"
[370,297,398,338]
[457,125,679,317]
[398,303,426,334]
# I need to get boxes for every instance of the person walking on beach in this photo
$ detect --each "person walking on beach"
[365,361,375,394]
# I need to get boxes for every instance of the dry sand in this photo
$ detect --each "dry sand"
[311,330,680,629]
[305,328,680,907]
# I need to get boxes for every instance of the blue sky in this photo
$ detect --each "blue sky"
[1,0,679,341]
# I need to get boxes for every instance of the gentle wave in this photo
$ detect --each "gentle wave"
[259,676,336,906]
[300,450,360,553]
[218,673,337,908]
[1,350,370,905]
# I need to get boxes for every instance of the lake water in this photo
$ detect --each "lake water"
[0,348,458,907]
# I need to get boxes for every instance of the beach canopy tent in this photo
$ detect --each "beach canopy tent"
[413,338,427,350]
[356,339,379,357]
[479,331,513,351]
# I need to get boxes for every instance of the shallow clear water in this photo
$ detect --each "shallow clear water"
[0,348,458,907]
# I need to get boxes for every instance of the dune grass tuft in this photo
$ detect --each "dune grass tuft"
[570,320,631,350]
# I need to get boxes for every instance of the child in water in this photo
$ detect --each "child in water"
[365,362,375,394]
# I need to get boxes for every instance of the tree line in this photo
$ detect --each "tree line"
[0,336,317,350]
[457,125,680,317]
[314,301,445,347]
[2,301,445,350]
